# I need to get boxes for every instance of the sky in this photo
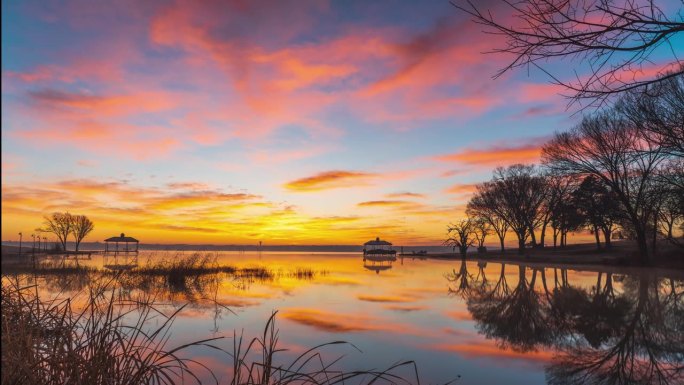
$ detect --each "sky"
[2,0,682,245]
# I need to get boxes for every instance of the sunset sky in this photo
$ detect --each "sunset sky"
[3,0,681,245]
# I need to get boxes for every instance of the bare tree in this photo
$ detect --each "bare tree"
[545,172,579,248]
[618,68,684,157]
[454,0,684,105]
[651,181,684,245]
[71,215,94,252]
[467,185,509,252]
[38,212,73,252]
[542,110,667,262]
[572,175,622,250]
[472,218,492,253]
[446,219,476,258]
[491,164,547,254]
[550,200,584,248]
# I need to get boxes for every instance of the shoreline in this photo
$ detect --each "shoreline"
[399,240,684,269]
[3,241,683,270]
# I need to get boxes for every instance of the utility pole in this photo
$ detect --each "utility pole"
[18,232,22,254]
[31,234,36,269]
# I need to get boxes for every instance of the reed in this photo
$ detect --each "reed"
[229,311,422,385]
[1,255,433,385]
[1,278,223,385]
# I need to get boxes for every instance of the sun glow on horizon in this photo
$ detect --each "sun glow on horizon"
[2,1,676,245]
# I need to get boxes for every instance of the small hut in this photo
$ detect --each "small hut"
[104,233,139,253]
[363,237,396,258]
[103,233,139,270]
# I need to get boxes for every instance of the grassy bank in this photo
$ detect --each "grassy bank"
[403,240,684,269]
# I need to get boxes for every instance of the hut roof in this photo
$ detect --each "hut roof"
[364,237,392,246]
[104,233,139,242]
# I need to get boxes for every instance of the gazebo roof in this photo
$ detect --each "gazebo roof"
[104,233,139,242]
[364,237,392,246]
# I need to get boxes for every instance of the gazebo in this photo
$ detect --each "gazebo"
[362,237,396,258]
[104,233,139,253]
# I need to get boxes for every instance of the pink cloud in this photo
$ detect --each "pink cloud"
[15,120,183,160]
[431,341,554,364]
[433,137,549,167]
[444,184,479,195]
[4,0,562,164]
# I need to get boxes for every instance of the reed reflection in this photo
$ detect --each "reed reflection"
[451,262,684,384]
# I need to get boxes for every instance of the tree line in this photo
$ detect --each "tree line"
[38,212,94,252]
[447,70,683,263]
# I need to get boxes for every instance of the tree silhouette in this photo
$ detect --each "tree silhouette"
[71,215,94,252]
[467,186,509,252]
[542,109,667,261]
[454,0,684,106]
[38,212,73,252]
[492,165,547,253]
[445,219,476,258]
[572,176,622,250]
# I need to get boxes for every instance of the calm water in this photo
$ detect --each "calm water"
[8,251,684,384]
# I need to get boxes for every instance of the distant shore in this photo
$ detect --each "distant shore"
[0,242,451,254]
[3,240,682,269]
[400,240,684,269]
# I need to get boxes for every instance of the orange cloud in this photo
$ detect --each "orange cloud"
[433,140,545,167]
[385,305,427,312]
[357,200,411,207]
[356,294,415,303]
[432,342,554,364]
[284,170,377,192]
[280,308,427,336]
[281,309,371,333]
[444,184,479,195]
[385,192,425,199]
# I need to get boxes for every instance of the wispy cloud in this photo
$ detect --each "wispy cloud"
[284,170,377,192]
[433,138,549,167]
[444,183,478,195]
[385,192,425,199]
[357,200,412,207]
[280,308,427,335]
[356,294,416,303]
[431,341,554,364]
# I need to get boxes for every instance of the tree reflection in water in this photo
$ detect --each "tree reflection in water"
[450,262,684,385]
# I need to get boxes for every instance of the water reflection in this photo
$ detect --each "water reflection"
[453,262,684,384]
[363,255,396,274]
[4,251,683,384]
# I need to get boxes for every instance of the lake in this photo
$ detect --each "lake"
[5,251,683,385]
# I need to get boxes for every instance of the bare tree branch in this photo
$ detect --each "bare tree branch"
[453,0,684,106]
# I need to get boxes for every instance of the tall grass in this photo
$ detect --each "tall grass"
[230,311,422,385]
[1,279,223,385]
[1,254,433,385]
[1,277,430,385]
